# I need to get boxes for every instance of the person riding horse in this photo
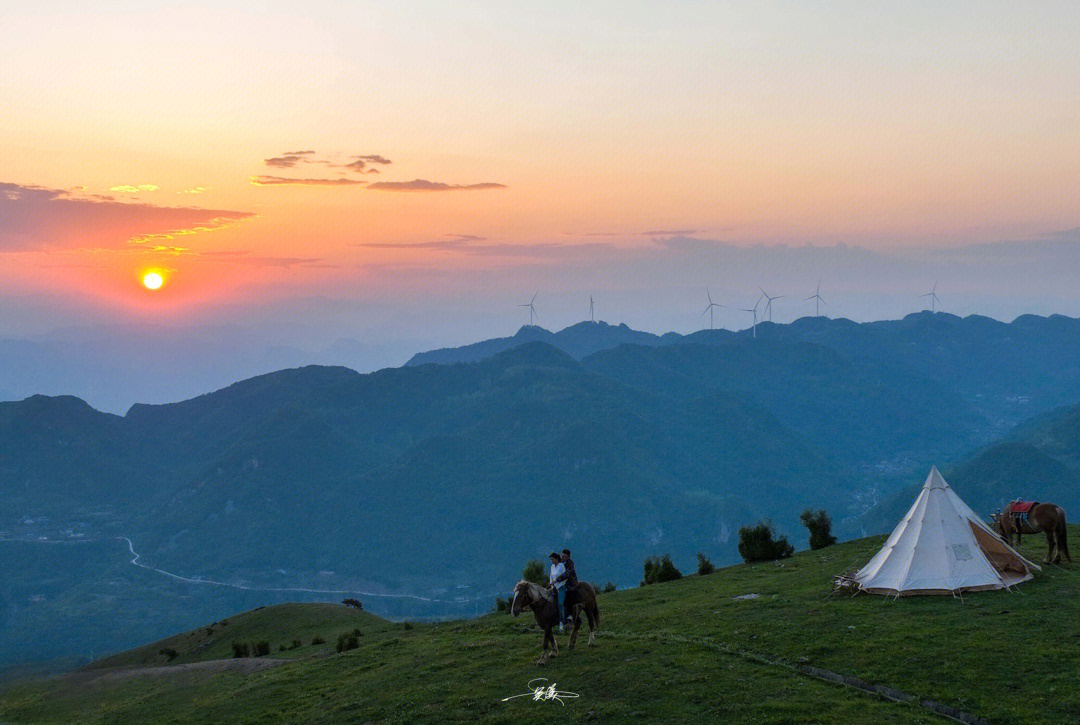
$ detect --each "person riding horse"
[551,548,578,624]
[548,552,566,629]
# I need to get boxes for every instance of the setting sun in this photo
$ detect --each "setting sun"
[142,272,164,290]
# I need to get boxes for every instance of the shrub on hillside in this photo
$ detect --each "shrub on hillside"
[495,596,510,613]
[800,509,838,550]
[522,559,547,586]
[336,633,360,653]
[311,636,326,645]
[602,582,617,593]
[642,554,683,585]
[290,639,303,650]
[342,598,363,610]
[159,647,178,662]
[231,641,250,658]
[696,552,716,575]
[738,521,794,563]
[253,641,270,657]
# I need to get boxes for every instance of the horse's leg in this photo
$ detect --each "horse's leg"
[1059,516,1072,563]
[568,613,581,650]
[550,624,559,657]
[586,606,597,647]
[1043,529,1055,564]
[536,628,551,665]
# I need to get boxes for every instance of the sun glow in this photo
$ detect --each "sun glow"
[142,271,164,290]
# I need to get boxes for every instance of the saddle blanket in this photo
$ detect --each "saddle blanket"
[1010,501,1041,534]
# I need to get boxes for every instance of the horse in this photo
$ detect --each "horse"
[510,580,600,665]
[993,501,1071,565]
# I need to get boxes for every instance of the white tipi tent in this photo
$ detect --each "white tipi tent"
[855,467,1038,596]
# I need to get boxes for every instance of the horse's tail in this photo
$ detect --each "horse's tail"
[1057,510,1071,563]
[583,582,600,628]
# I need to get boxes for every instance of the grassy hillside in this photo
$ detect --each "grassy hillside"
[89,603,383,669]
[3,532,1077,724]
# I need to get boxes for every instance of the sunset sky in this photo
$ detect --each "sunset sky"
[3,2,1080,347]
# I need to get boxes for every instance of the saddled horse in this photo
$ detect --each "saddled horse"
[992,501,1071,565]
[510,580,600,665]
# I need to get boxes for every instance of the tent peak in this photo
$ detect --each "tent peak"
[924,466,948,489]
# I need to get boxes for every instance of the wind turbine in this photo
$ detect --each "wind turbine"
[588,295,596,323]
[518,291,539,326]
[805,281,827,317]
[699,288,724,330]
[739,296,761,338]
[759,287,785,322]
[921,282,940,313]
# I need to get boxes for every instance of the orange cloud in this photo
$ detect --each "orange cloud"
[366,179,506,192]
[109,184,159,193]
[0,182,254,251]
[249,175,367,186]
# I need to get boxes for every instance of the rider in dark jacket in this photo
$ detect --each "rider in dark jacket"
[554,548,577,623]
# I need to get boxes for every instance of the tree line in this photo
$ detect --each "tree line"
[503,508,836,607]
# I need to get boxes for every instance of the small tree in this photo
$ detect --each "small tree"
[495,596,510,613]
[231,641,250,658]
[696,552,716,576]
[602,582,617,593]
[800,509,837,550]
[253,641,271,657]
[159,647,178,662]
[311,636,326,645]
[738,520,794,563]
[642,554,683,585]
[522,559,547,586]
[342,598,363,610]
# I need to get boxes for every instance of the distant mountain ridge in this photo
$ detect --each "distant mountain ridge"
[7,311,1080,666]
[405,320,671,366]
[409,313,1080,415]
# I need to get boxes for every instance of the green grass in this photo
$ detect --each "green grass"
[2,531,1078,724]
[88,603,384,668]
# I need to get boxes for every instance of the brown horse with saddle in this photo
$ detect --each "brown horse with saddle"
[510,579,600,665]
[993,500,1071,565]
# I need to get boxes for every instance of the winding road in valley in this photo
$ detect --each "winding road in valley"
[118,536,495,603]
[0,534,495,605]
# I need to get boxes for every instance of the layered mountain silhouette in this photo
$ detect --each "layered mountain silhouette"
[5,311,1080,664]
